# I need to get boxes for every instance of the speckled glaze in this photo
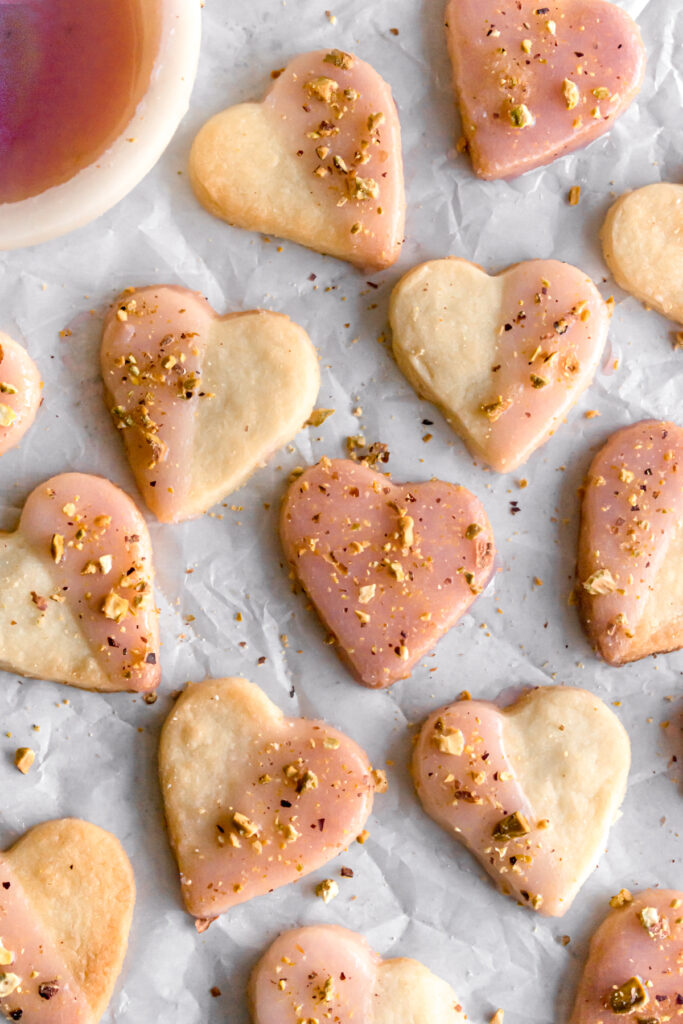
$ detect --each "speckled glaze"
[0,333,41,456]
[0,859,89,1023]
[280,458,495,688]
[570,889,683,1024]
[445,0,645,180]
[578,420,683,664]
[17,473,160,690]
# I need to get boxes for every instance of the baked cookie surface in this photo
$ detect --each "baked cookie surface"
[0,333,41,457]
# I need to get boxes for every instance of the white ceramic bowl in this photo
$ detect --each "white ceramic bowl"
[0,1,201,251]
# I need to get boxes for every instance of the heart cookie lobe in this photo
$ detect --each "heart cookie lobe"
[390,258,609,472]
[189,49,405,270]
[578,420,683,665]
[101,285,320,522]
[570,889,683,1024]
[158,678,374,920]
[0,819,135,1024]
[412,686,630,917]
[249,924,467,1024]
[0,472,160,692]
[445,0,645,180]
[280,458,495,688]
[0,334,41,456]
[601,184,683,325]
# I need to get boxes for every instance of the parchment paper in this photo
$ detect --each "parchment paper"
[0,0,681,1021]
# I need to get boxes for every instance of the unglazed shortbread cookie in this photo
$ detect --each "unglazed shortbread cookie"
[570,889,683,1024]
[101,285,319,523]
[280,458,495,688]
[412,686,630,917]
[601,184,683,325]
[159,678,374,923]
[578,420,683,665]
[0,473,160,692]
[189,49,405,270]
[445,0,645,180]
[0,819,135,1024]
[390,258,609,472]
[249,925,466,1024]
[0,334,41,456]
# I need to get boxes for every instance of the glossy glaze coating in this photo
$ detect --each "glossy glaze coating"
[280,458,495,688]
[0,333,41,456]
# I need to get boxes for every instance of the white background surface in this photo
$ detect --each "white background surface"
[0,0,681,1021]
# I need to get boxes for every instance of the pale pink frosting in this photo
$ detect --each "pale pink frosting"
[578,420,683,664]
[101,286,210,523]
[18,473,160,691]
[0,334,42,457]
[280,458,495,689]
[445,0,646,180]
[264,49,404,269]
[0,858,90,1023]
[570,889,683,1024]
[179,718,374,919]
[249,925,378,1024]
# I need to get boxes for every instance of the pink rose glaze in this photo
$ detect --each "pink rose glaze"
[280,458,495,688]
[445,0,645,180]
[264,50,404,269]
[578,420,683,664]
[570,889,683,1024]
[17,473,160,691]
[0,333,41,457]
[249,925,378,1024]
[0,858,90,1023]
[101,285,209,523]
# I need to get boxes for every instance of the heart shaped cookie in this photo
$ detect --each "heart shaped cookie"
[0,818,135,1024]
[101,285,320,523]
[0,472,160,692]
[390,258,609,472]
[189,49,405,270]
[570,889,683,1024]
[249,924,466,1024]
[280,457,495,689]
[412,686,630,916]
[159,678,374,923]
[0,333,41,456]
[601,184,683,325]
[578,420,683,665]
[445,0,645,180]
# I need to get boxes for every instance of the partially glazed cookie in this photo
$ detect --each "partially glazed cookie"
[159,678,375,925]
[189,49,405,270]
[445,0,645,179]
[390,258,609,472]
[578,420,683,665]
[0,333,41,456]
[413,686,630,916]
[601,184,683,325]
[101,285,320,523]
[0,819,135,1024]
[0,473,160,692]
[249,925,466,1024]
[570,889,683,1024]
[280,457,495,688]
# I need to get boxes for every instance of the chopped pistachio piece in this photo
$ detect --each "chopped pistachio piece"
[465,523,482,540]
[0,973,21,998]
[232,811,259,838]
[305,77,339,104]
[50,533,65,564]
[492,811,530,841]
[306,408,335,428]
[509,104,533,128]
[0,940,13,967]
[609,888,633,909]
[0,382,17,395]
[609,977,647,1014]
[315,878,339,903]
[563,79,580,110]
[323,49,353,70]
[639,906,670,939]
[101,591,129,622]
[582,568,618,596]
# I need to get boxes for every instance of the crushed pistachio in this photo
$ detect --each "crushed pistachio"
[509,104,533,128]
[297,770,319,794]
[492,811,530,841]
[0,940,13,967]
[346,174,379,201]
[323,736,340,749]
[315,878,339,903]
[582,568,617,596]
[14,747,35,774]
[372,768,388,793]
[232,811,259,838]
[0,403,16,428]
[50,533,65,564]
[481,395,512,421]
[278,820,301,844]
[521,39,532,53]
[306,408,335,428]
[318,977,335,1003]
[562,79,580,110]
[609,977,647,1014]
[0,382,17,395]
[0,973,21,998]
[305,77,339,104]
[433,719,465,756]
[101,591,129,622]
[358,584,376,604]
[592,86,611,100]
[639,906,670,940]
[367,111,385,132]
[609,889,633,909]
[323,49,354,70]
[355,609,370,625]
[465,523,482,540]
[530,374,549,389]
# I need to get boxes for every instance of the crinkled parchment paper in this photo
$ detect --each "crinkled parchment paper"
[0,0,681,1021]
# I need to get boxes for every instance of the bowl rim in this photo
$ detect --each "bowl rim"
[0,1,202,251]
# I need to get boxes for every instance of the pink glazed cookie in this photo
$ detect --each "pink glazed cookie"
[578,420,683,665]
[158,678,375,925]
[189,49,405,270]
[0,333,41,456]
[570,889,683,1024]
[0,473,160,692]
[445,0,645,180]
[249,925,467,1024]
[280,457,495,688]
[413,687,630,916]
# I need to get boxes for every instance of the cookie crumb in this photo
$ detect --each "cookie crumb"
[14,747,35,774]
